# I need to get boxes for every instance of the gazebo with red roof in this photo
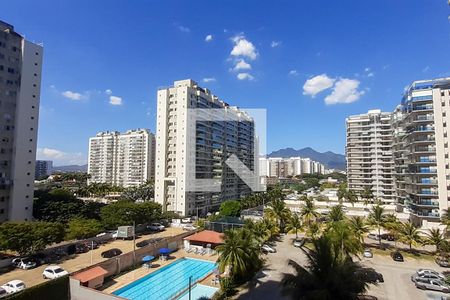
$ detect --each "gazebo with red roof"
[72,266,108,289]
[183,230,224,249]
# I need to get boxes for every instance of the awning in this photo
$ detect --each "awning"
[184,230,224,245]
[142,255,155,262]
[72,266,108,283]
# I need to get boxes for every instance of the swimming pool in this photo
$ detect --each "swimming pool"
[113,258,217,300]
[176,284,218,300]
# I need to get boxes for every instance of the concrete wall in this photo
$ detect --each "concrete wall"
[70,278,124,300]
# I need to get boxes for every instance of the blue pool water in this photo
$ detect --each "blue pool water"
[113,258,217,300]
[176,284,218,300]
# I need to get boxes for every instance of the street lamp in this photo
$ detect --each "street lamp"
[126,211,136,268]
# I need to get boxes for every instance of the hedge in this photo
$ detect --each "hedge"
[5,275,69,300]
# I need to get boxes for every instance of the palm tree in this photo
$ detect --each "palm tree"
[346,190,358,207]
[398,222,422,252]
[441,209,450,234]
[327,221,363,258]
[367,205,386,249]
[424,228,445,254]
[281,236,370,300]
[383,214,401,246]
[306,222,321,240]
[337,183,347,204]
[361,186,374,207]
[265,198,291,231]
[328,205,345,223]
[286,213,302,239]
[300,197,319,225]
[348,216,369,244]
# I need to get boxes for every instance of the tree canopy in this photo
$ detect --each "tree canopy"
[100,200,162,228]
[219,200,242,217]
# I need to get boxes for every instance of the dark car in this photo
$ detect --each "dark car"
[380,234,396,241]
[136,240,149,248]
[84,241,99,250]
[391,251,404,262]
[356,268,384,283]
[75,243,89,254]
[436,257,450,268]
[101,248,122,258]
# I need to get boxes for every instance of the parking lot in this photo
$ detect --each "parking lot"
[0,227,185,289]
[236,234,449,300]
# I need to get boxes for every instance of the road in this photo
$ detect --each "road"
[236,234,449,300]
[0,227,185,289]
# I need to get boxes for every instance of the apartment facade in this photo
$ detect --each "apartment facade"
[155,79,256,216]
[35,160,53,179]
[393,78,450,226]
[88,129,155,187]
[0,21,43,221]
[346,110,395,204]
[265,157,325,178]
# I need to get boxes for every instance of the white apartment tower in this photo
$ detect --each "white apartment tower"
[88,129,155,187]
[0,21,43,221]
[266,157,325,178]
[155,79,255,216]
[346,110,395,204]
[394,78,450,226]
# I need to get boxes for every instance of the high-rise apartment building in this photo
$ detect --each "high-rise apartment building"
[155,79,255,216]
[88,129,155,187]
[265,157,325,178]
[346,110,395,204]
[393,78,450,226]
[35,160,52,179]
[0,21,43,221]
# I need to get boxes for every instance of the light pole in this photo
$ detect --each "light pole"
[132,220,136,268]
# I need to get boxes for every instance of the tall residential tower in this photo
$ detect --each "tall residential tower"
[0,21,43,221]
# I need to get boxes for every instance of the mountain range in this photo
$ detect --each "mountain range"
[268,147,346,170]
[52,164,88,173]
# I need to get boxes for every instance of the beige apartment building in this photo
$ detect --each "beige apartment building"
[265,157,325,178]
[155,79,255,216]
[346,110,395,204]
[0,21,43,221]
[88,129,155,187]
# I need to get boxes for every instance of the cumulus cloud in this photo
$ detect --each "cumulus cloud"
[109,96,123,106]
[205,34,213,42]
[105,89,113,95]
[230,35,258,60]
[61,91,86,101]
[202,77,216,83]
[233,59,252,71]
[289,70,299,76]
[237,73,254,81]
[177,25,190,33]
[367,72,374,77]
[302,74,335,97]
[271,41,281,48]
[324,78,365,105]
[37,148,86,166]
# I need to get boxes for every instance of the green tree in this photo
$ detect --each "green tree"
[337,183,347,204]
[265,198,290,231]
[286,213,302,239]
[0,222,65,255]
[100,200,161,229]
[121,182,154,202]
[346,190,358,207]
[398,222,422,251]
[66,218,104,240]
[33,189,85,223]
[281,236,370,300]
[328,205,345,223]
[306,222,321,239]
[360,187,374,206]
[300,197,319,226]
[348,216,369,244]
[424,228,446,254]
[441,209,450,234]
[219,200,242,217]
[326,221,362,258]
[367,205,386,249]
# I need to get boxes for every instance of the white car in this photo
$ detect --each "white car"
[262,244,276,253]
[148,223,165,231]
[111,231,118,239]
[363,248,373,258]
[1,280,26,294]
[42,266,69,279]
[182,224,196,231]
[293,239,305,248]
[11,258,37,270]
[0,287,7,298]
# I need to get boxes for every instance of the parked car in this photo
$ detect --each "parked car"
[182,224,196,231]
[83,241,99,249]
[0,287,7,298]
[391,251,404,262]
[356,268,384,283]
[380,233,396,241]
[11,258,37,270]
[411,269,445,282]
[42,266,68,279]
[436,257,450,268]
[147,223,165,232]
[363,248,373,258]
[101,248,122,258]
[29,253,50,266]
[293,239,305,248]
[415,278,450,293]
[75,243,89,254]
[111,231,118,239]
[136,240,149,248]
[367,233,380,240]
[261,244,276,253]
[1,280,26,294]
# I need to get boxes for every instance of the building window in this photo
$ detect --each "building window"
[26,172,30,175]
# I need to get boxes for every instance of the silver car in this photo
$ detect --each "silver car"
[415,278,450,293]
[411,269,445,282]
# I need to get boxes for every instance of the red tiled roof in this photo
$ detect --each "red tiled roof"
[184,230,224,244]
[72,266,108,283]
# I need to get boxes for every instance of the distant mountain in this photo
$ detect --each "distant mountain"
[268,147,346,170]
[52,164,88,173]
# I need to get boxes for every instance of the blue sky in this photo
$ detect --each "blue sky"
[3,0,450,165]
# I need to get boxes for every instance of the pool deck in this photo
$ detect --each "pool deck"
[101,250,218,294]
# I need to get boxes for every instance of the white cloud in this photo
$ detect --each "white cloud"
[105,89,113,95]
[202,77,216,83]
[364,67,371,72]
[237,73,254,81]
[61,91,85,101]
[367,72,374,77]
[205,34,213,42]
[109,96,123,106]
[233,59,252,71]
[37,148,86,166]
[302,74,335,97]
[289,70,299,76]
[230,35,258,60]
[178,25,190,33]
[271,41,281,48]
[324,78,365,105]
[423,66,430,73]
